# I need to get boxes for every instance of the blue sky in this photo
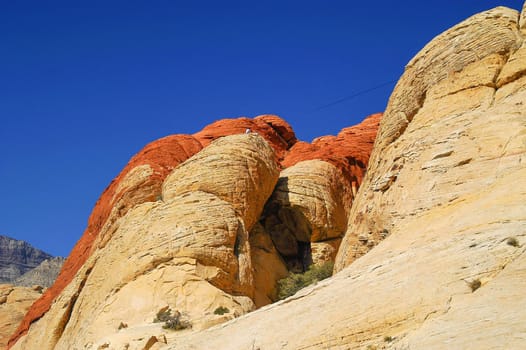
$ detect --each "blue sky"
[1,0,523,257]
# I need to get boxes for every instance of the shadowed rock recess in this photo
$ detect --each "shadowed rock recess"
[8,114,378,349]
[10,3,526,349]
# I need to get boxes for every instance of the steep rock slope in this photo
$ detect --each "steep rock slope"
[0,235,53,283]
[0,285,42,350]
[8,116,297,347]
[150,4,525,349]
[11,134,283,350]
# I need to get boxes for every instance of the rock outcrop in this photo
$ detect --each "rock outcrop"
[9,115,298,347]
[9,108,380,349]
[283,113,381,192]
[12,257,65,288]
[0,285,42,350]
[260,113,381,270]
[152,4,526,350]
[336,3,525,268]
[11,2,526,348]
[10,134,283,349]
[0,235,53,284]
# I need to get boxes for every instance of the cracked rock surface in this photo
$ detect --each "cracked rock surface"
[164,3,526,349]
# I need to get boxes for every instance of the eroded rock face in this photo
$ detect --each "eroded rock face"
[9,116,296,347]
[283,113,381,192]
[193,114,297,163]
[336,4,525,268]
[0,285,42,350]
[10,134,282,350]
[262,160,353,269]
[150,4,525,350]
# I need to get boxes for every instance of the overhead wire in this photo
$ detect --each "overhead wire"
[311,78,398,112]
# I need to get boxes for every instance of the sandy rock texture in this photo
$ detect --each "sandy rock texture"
[283,113,381,191]
[10,134,283,350]
[262,160,352,269]
[0,285,42,350]
[155,4,525,349]
[261,113,381,269]
[9,116,296,347]
[8,107,380,349]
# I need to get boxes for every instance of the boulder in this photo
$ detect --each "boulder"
[0,285,42,350]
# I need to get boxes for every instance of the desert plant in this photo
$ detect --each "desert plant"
[153,308,191,330]
[277,261,334,300]
[384,335,394,342]
[507,237,519,247]
[153,307,172,323]
[163,315,191,330]
[214,306,230,315]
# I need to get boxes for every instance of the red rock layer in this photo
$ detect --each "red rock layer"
[8,134,205,347]
[9,116,296,348]
[194,114,297,163]
[9,113,380,347]
[282,113,382,189]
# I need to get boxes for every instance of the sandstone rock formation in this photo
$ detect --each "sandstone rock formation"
[9,107,380,349]
[9,115,298,347]
[13,257,65,288]
[261,160,352,270]
[0,235,53,284]
[282,112,381,193]
[10,134,284,349]
[0,285,42,350]
[261,113,381,269]
[336,3,525,268]
[11,3,526,349]
[155,4,526,349]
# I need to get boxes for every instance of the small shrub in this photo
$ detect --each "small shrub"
[277,261,334,300]
[214,306,230,315]
[163,315,191,330]
[153,307,172,323]
[153,308,191,330]
[507,237,519,247]
[384,335,393,342]
[469,279,481,292]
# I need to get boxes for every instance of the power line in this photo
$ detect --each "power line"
[311,79,397,112]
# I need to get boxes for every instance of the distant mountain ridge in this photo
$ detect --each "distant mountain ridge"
[0,235,53,284]
[13,257,65,288]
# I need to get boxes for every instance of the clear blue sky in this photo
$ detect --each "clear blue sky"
[1,0,523,257]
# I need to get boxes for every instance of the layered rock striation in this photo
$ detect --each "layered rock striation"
[8,115,299,347]
[12,3,526,349]
[9,112,379,349]
[159,3,526,349]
